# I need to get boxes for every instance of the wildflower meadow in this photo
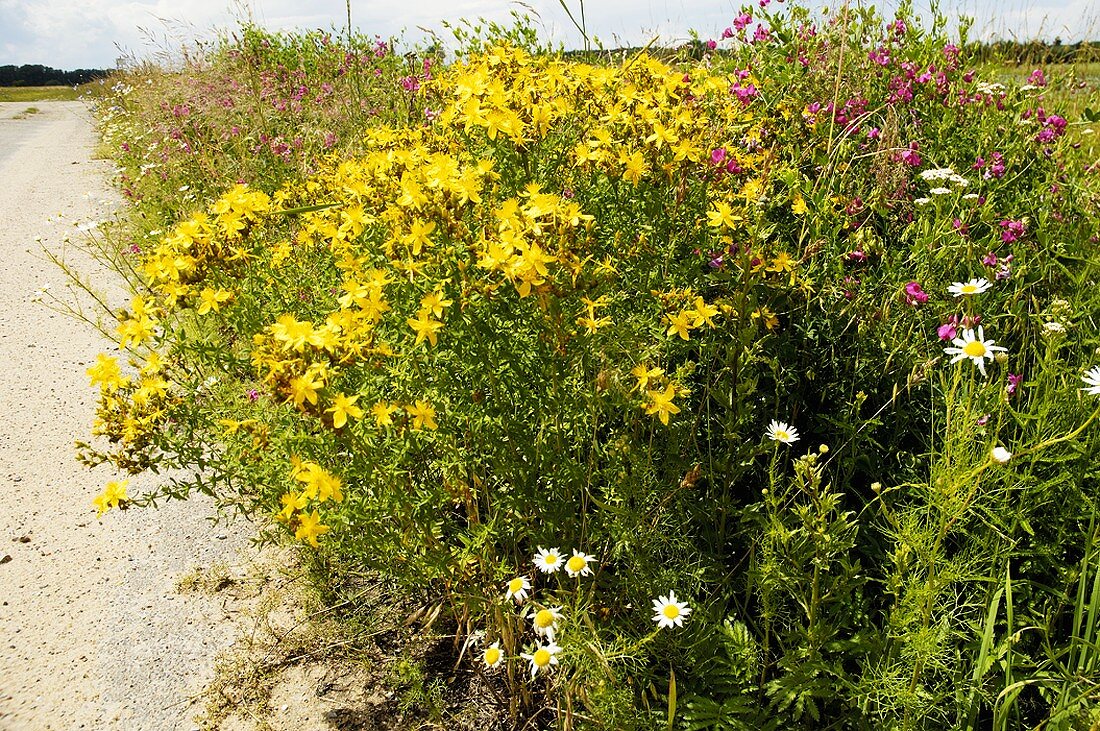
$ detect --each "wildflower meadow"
[66,3,1100,728]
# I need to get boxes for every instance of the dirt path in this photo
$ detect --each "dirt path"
[0,101,246,730]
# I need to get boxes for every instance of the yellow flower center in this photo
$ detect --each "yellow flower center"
[566,555,587,573]
[544,554,558,565]
[484,647,501,666]
[775,430,790,441]
[508,578,525,594]
[662,604,681,620]
[535,609,555,628]
[963,341,987,358]
[961,284,978,294]
[533,648,551,667]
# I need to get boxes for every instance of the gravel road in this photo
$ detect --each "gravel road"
[0,101,246,730]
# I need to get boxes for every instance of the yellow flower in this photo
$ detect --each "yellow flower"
[420,290,453,318]
[287,372,323,407]
[791,194,808,215]
[294,511,329,547]
[87,353,127,390]
[407,400,438,430]
[196,288,234,315]
[407,310,443,348]
[93,480,129,517]
[117,315,156,349]
[631,364,664,392]
[644,383,681,425]
[326,393,363,429]
[768,252,796,274]
[688,297,719,328]
[371,401,399,427]
[666,311,694,341]
[706,201,742,230]
[277,490,308,522]
[294,462,344,503]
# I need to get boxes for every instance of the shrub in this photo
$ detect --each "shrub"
[76,4,1100,729]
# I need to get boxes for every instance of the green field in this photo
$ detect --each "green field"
[0,85,83,102]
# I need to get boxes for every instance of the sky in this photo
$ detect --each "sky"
[0,0,1097,70]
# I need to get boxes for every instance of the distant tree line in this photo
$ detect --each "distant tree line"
[972,39,1098,65]
[0,64,110,87]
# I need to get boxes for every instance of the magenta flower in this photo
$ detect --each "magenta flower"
[1027,69,1047,87]
[1000,219,1026,243]
[904,281,929,306]
[938,322,958,341]
[247,389,260,402]
[1006,373,1024,396]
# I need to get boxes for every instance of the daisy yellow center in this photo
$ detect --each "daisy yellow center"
[566,555,587,573]
[961,284,978,294]
[544,554,558,565]
[508,578,525,593]
[662,604,681,620]
[535,609,555,628]
[963,341,987,357]
[484,647,501,665]
[533,648,551,667]
[775,430,790,441]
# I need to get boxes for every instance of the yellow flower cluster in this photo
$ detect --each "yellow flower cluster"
[85,349,175,467]
[140,184,269,310]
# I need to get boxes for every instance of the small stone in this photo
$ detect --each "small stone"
[0,555,11,565]
[17,535,30,543]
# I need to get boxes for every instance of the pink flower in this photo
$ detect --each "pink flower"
[1027,68,1047,87]
[904,281,929,306]
[1006,373,1023,396]
[937,322,958,341]
[1000,219,1026,243]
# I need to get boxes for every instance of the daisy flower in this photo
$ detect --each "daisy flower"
[521,641,561,679]
[530,606,563,640]
[565,550,596,578]
[505,576,531,603]
[1081,366,1100,395]
[533,547,563,574]
[948,278,992,297]
[991,446,1012,464]
[765,420,799,445]
[482,641,504,669]
[651,591,692,629]
[943,326,1007,377]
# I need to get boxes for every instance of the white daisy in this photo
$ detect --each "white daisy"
[564,550,596,578]
[991,446,1012,464]
[943,326,1007,377]
[533,547,563,574]
[505,576,531,603]
[1081,366,1100,395]
[482,641,504,669]
[529,606,563,640]
[520,641,561,679]
[651,591,692,629]
[766,420,799,445]
[948,278,992,297]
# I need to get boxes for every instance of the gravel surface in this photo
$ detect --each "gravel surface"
[0,101,247,730]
